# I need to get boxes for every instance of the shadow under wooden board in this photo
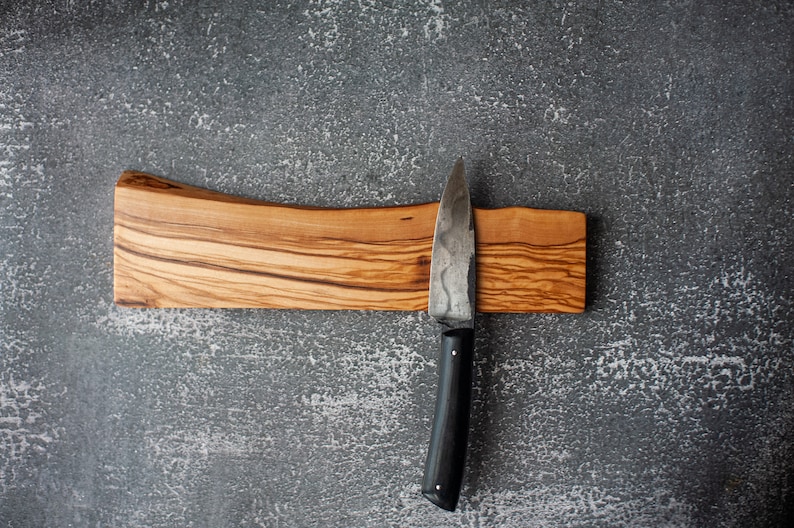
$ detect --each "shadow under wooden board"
[113,171,586,313]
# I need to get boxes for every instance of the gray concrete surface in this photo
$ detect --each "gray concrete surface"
[1,1,792,526]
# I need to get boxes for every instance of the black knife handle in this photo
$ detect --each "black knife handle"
[422,327,474,511]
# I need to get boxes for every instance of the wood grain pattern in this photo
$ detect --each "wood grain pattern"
[114,171,586,313]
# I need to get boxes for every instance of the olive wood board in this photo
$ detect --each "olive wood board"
[113,171,586,313]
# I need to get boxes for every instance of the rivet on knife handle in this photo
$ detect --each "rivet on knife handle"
[423,158,476,511]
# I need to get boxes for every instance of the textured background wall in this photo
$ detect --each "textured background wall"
[1,1,792,526]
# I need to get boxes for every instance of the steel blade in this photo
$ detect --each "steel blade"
[428,158,475,326]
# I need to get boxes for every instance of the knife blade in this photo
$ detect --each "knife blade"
[422,157,475,511]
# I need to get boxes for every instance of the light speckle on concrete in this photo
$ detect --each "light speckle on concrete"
[1,1,792,526]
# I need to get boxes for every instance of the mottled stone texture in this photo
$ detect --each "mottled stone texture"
[1,1,792,526]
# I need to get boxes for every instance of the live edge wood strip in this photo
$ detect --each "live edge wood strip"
[113,171,586,313]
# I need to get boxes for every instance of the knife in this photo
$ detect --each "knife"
[422,158,476,511]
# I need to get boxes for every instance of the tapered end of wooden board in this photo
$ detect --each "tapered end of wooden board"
[114,171,586,313]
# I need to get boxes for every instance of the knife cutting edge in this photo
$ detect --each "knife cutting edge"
[422,158,476,511]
